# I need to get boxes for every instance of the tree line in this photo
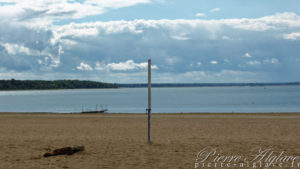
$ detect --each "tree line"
[0,79,118,90]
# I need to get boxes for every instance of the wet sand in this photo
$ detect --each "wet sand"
[0,113,299,169]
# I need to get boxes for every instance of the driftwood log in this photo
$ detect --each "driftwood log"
[43,145,84,157]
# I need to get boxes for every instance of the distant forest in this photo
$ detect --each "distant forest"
[0,79,118,90]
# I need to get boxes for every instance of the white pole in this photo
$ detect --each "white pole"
[147,59,151,142]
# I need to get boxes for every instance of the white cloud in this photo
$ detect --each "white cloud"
[247,60,261,66]
[1,42,61,68]
[197,62,202,66]
[1,1,300,34]
[37,59,43,64]
[0,0,152,27]
[107,60,146,71]
[52,20,145,42]
[263,58,279,64]
[224,12,300,31]
[77,62,93,71]
[94,62,106,71]
[181,70,260,83]
[165,57,179,65]
[0,69,268,83]
[221,36,230,40]
[223,59,230,63]
[210,8,220,13]
[54,24,99,38]
[0,1,104,26]
[95,60,158,71]
[1,11,300,82]
[85,0,151,9]
[210,60,218,64]
[61,39,77,47]
[283,32,300,40]
[2,43,31,55]
[244,53,252,58]
[48,12,300,43]
[170,35,190,41]
[195,13,206,17]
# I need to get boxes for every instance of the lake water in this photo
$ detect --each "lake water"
[0,86,300,113]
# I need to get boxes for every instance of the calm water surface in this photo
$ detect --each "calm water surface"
[0,86,300,113]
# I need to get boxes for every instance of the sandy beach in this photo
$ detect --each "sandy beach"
[0,113,299,169]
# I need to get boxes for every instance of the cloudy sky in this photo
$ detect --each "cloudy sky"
[0,0,300,83]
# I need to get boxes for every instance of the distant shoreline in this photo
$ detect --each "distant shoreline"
[0,79,118,91]
[1,79,300,91]
[0,84,299,91]
[0,87,121,92]
[118,82,300,88]
[1,112,300,115]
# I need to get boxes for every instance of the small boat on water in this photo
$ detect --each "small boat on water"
[81,104,108,114]
[81,109,108,114]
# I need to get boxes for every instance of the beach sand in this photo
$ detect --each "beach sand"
[0,113,299,169]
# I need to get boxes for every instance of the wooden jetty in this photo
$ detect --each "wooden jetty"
[81,109,108,114]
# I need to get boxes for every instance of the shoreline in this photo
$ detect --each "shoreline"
[0,88,121,92]
[1,83,300,92]
[1,112,300,115]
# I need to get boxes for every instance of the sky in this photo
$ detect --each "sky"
[0,0,300,83]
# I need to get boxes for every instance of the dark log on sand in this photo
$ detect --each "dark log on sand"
[43,145,84,157]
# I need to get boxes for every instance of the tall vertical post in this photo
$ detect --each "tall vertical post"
[147,59,151,143]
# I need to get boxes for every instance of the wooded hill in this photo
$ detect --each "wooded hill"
[0,79,118,90]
